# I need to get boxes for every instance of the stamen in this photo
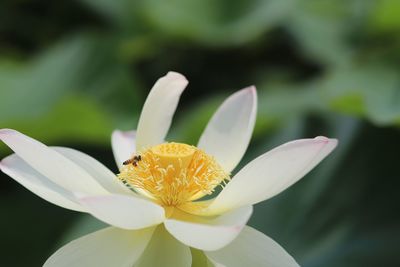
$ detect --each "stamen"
[118,142,229,207]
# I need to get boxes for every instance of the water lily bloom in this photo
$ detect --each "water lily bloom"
[0,72,337,267]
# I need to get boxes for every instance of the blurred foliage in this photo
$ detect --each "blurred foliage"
[0,0,399,266]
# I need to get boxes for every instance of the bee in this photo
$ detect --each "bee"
[123,155,142,167]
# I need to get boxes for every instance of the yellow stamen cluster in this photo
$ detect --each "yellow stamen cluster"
[118,142,229,207]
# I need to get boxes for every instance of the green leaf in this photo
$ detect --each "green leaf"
[1,94,114,150]
[323,65,400,126]
[285,0,355,66]
[369,0,400,33]
[0,36,94,121]
[140,0,296,46]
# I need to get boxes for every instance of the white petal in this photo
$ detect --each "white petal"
[164,206,253,251]
[191,248,217,267]
[0,129,108,194]
[134,225,192,267]
[207,137,338,214]
[0,154,84,212]
[111,130,136,169]
[135,72,188,151]
[44,226,155,267]
[198,87,257,172]
[208,259,226,267]
[53,147,132,195]
[205,226,299,267]
[78,194,165,229]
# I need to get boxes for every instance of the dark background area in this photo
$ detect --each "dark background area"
[1,0,400,266]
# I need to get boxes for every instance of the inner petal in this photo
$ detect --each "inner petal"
[118,142,229,207]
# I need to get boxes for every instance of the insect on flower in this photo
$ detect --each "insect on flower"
[123,155,142,166]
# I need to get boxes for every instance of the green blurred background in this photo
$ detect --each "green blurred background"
[1,0,399,266]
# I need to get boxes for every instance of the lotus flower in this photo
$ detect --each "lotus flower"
[0,72,337,266]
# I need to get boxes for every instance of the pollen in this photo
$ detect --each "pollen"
[118,142,229,207]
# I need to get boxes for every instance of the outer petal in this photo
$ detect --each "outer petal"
[198,87,257,172]
[191,249,218,267]
[164,206,253,251]
[135,72,188,151]
[208,259,226,267]
[0,154,84,212]
[78,194,165,229]
[206,137,338,215]
[134,225,192,267]
[44,226,155,267]
[0,129,108,194]
[205,226,299,267]
[111,130,136,169]
[53,147,132,195]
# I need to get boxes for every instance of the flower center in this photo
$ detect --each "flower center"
[118,142,229,207]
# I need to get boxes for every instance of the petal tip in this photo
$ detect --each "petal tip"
[238,86,257,108]
[247,85,257,93]
[329,138,339,146]
[314,136,330,143]
[111,129,122,138]
[166,71,188,82]
[314,136,338,148]
[240,85,257,97]
[112,129,122,134]
[0,128,16,138]
[112,129,133,138]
